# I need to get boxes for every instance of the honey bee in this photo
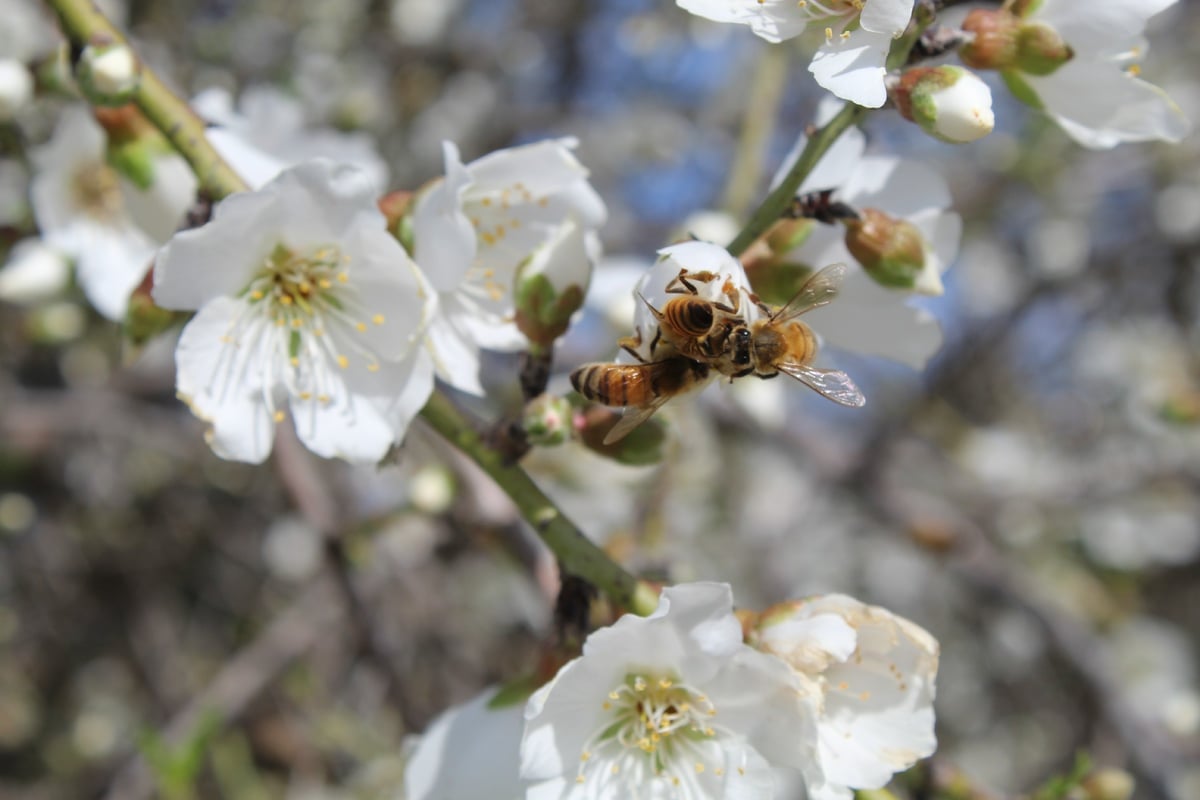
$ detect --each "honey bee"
[716,263,865,408]
[570,356,713,444]
[638,268,744,363]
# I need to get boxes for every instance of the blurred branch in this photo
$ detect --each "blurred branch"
[46,0,247,200]
[102,575,350,800]
[720,46,789,219]
[271,426,413,722]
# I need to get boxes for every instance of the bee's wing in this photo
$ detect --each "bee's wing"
[771,263,848,322]
[777,362,865,408]
[602,394,673,445]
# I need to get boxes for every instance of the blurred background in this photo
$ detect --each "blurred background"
[1,0,1199,798]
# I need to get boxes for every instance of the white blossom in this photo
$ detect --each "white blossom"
[1002,0,1189,148]
[521,582,809,799]
[675,0,916,107]
[749,594,939,800]
[412,139,605,394]
[29,105,196,319]
[153,160,435,464]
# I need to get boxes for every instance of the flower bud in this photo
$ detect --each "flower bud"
[514,219,591,348]
[0,240,70,305]
[765,217,816,254]
[1015,22,1073,76]
[95,105,166,189]
[576,406,665,465]
[745,259,816,307]
[522,393,573,447]
[124,275,183,349]
[1082,768,1135,800]
[378,190,414,248]
[959,9,1021,71]
[892,66,995,144]
[76,42,140,106]
[844,208,943,295]
[0,59,33,122]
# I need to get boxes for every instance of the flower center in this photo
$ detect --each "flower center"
[71,162,123,221]
[245,243,349,325]
[575,672,736,793]
[211,243,392,418]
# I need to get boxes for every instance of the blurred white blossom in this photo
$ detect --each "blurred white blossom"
[29,106,196,319]
[749,594,939,800]
[193,85,390,190]
[971,0,1190,148]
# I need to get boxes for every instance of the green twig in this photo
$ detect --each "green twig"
[726,101,866,257]
[421,391,660,616]
[44,0,660,617]
[46,0,247,199]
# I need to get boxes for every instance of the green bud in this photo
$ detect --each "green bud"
[577,407,665,466]
[76,43,140,107]
[746,260,815,306]
[521,393,573,447]
[1015,22,1074,76]
[513,219,591,348]
[844,209,942,295]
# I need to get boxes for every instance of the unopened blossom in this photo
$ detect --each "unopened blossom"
[892,66,995,144]
[0,59,32,121]
[961,0,1189,149]
[405,688,526,800]
[513,218,593,348]
[29,105,196,319]
[676,0,916,107]
[77,43,139,105]
[192,85,390,190]
[153,160,435,464]
[767,116,961,369]
[0,239,70,304]
[521,582,809,799]
[412,139,605,394]
[748,594,939,800]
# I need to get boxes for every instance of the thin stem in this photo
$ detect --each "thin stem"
[726,101,866,257]
[720,45,790,219]
[420,391,660,616]
[45,0,247,200]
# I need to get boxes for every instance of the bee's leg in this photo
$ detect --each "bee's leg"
[665,269,699,296]
[617,334,646,363]
[757,371,781,380]
[648,326,663,357]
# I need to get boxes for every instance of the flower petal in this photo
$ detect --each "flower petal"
[405,688,527,800]
[859,0,914,36]
[413,141,478,293]
[808,28,892,108]
[1025,61,1191,149]
[175,296,279,463]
